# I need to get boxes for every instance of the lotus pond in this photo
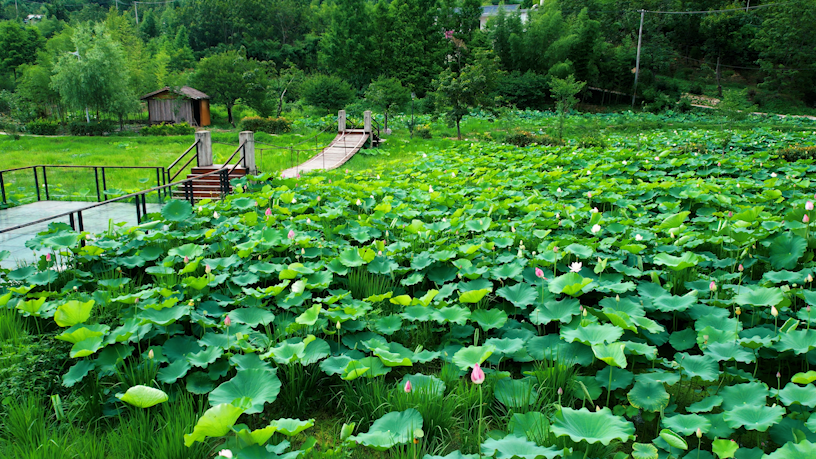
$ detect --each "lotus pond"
[2,115,816,459]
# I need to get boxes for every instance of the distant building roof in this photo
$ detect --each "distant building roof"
[140,86,210,100]
[481,4,521,15]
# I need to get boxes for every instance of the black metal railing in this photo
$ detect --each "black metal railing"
[0,164,241,236]
[0,164,167,206]
[166,140,200,183]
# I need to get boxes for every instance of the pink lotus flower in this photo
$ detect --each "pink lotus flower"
[569,262,582,273]
[771,306,779,317]
[224,315,231,326]
[288,229,295,240]
[265,207,272,216]
[184,256,189,264]
[471,363,485,385]
[738,264,744,272]
[404,380,412,393]
[709,280,717,292]
[587,192,592,198]
[205,265,211,274]
[806,201,814,211]
[805,214,811,224]
[535,267,545,278]
[45,253,51,262]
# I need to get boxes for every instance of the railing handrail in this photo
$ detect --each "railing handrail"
[0,164,164,173]
[0,163,234,234]
[167,140,199,171]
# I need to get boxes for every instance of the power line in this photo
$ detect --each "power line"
[645,2,786,14]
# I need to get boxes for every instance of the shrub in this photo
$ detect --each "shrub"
[68,121,116,136]
[415,124,432,139]
[504,129,562,147]
[689,84,704,95]
[498,71,551,110]
[301,74,355,112]
[240,116,292,134]
[778,145,816,162]
[140,122,195,136]
[25,119,61,135]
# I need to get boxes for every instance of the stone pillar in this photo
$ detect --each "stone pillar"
[239,131,256,174]
[364,110,372,136]
[195,130,213,167]
[338,110,346,133]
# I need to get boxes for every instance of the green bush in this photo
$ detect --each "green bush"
[68,121,116,136]
[778,145,816,162]
[301,74,355,112]
[415,124,432,139]
[25,119,61,135]
[239,116,292,134]
[140,122,195,136]
[504,129,562,147]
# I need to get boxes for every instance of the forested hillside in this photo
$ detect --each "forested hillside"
[0,0,814,129]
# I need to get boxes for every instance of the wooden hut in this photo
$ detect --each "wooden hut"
[141,86,211,127]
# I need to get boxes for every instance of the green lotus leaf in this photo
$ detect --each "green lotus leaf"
[465,217,491,232]
[662,414,711,435]
[471,309,508,331]
[320,355,354,376]
[561,323,623,346]
[496,283,538,309]
[491,263,524,280]
[433,306,471,325]
[494,378,538,409]
[485,337,523,356]
[763,440,816,459]
[595,366,633,391]
[349,409,423,450]
[296,304,322,326]
[628,381,670,412]
[139,305,190,326]
[338,249,366,267]
[792,371,816,384]
[401,373,445,396]
[775,329,816,354]
[778,383,816,408]
[551,407,634,445]
[711,438,739,459]
[564,243,593,258]
[659,429,688,450]
[400,306,434,322]
[459,288,490,304]
[688,395,723,413]
[769,232,807,270]
[116,385,168,408]
[270,418,315,436]
[16,297,47,317]
[531,296,580,325]
[705,342,755,363]
[481,435,561,459]
[734,286,785,308]
[162,199,193,222]
[341,360,370,380]
[508,412,550,444]
[659,211,690,229]
[548,272,593,296]
[424,452,479,459]
[719,382,769,410]
[208,368,281,414]
[185,371,217,394]
[229,308,275,327]
[28,269,59,285]
[653,252,700,271]
[70,335,105,358]
[183,398,250,446]
[168,243,204,259]
[678,353,719,382]
[592,343,627,368]
[652,292,697,312]
[374,315,402,335]
[368,257,399,275]
[632,443,658,459]
[723,404,784,432]
[7,266,36,281]
[63,360,95,387]
[452,345,495,371]
[56,324,109,344]
[232,424,278,446]
[54,300,95,327]
[669,329,697,351]
[157,359,192,384]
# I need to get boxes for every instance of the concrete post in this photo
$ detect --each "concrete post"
[364,110,372,136]
[338,110,346,133]
[239,131,257,175]
[195,130,213,167]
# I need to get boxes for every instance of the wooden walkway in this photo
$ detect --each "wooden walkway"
[280,130,369,178]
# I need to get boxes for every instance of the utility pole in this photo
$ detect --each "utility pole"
[631,9,645,108]
[135,2,139,24]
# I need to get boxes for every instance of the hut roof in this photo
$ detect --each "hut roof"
[140,86,210,100]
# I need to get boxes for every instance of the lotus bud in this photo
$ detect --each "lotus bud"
[808,274,814,283]
[404,380,412,393]
[728,211,733,218]
[696,428,702,439]
[616,295,620,302]
[429,186,433,193]
[184,256,189,264]
[378,251,383,256]
[307,218,311,224]
[213,211,219,219]
[553,246,559,253]
[804,214,810,224]
[148,349,154,360]
[582,309,588,317]
[356,199,362,205]
[596,405,601,412]
[771,306,779,317]
[738,264,744,272]
[205,265,211,274]
[557,187,562,193]
[709,280,717,292]
[73,286,78,291]
[511,226,515,233]
[535,267,545,279]
[635,234,643,241]
[776,371,781,379]
[336,321,341,330]
[224,316,231,326]
[587,192,592,198]
[217,449,233,458]
[134,298,139,304]
[806,201,814,211]
[265,207,272,216]
[471,363,485,385]
[317,196,321,202]
[735,307,741,316]
[557,387,563,395]
[288,229,295,240]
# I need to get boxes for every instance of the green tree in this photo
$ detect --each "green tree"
[389,0,443,96]
[320,0,376,89]
[301,74,355,113]
[365,77,410,132]
[717,88,757,130]
[50,24,138,126]
[434,50,501,139]
[192,50,266,126]
[549,73,585,141]
[0,21,44,79]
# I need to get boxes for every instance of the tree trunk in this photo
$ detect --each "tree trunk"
[227,103,235,127]
[384,112,388,133]
[456,118,461,140]
[277,88,287,118]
